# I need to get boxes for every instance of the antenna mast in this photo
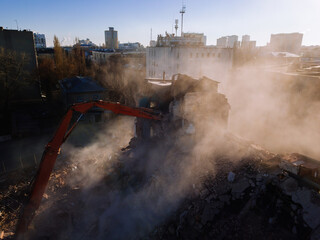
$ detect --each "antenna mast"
[175,19,179,36]
[180,3,186,36]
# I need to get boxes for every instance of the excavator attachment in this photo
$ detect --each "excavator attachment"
[15,101,160,236]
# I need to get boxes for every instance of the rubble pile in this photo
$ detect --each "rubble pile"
[0,168,35,238]
[2,74,319,239]
[149,153,319,240]
[2,130,320,239]
[31,135,320,239]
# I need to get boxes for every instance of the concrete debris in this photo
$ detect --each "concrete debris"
[2,127,320,239]
[227,171,235,182]
[280,177,299,194]
[231,178,250,197]
[148,142,320,240]
[185,123,195,134]
[201,204,218,225]
[291,188,320,229]
[218,194,230,203]
[0,168,34,236]
[311,225,320,240]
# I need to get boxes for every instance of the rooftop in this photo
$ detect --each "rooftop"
[59,76,105,94]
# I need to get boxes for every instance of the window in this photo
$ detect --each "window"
[190,53,193,58]
[212,53,216,57]
[207,53,210,57]
[196,53,199,58]
[201,53,204,58]
[218,53,221,58]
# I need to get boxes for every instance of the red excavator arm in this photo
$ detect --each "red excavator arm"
[16,100,160,236]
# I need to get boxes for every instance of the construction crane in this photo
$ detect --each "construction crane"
[15,100,161,237]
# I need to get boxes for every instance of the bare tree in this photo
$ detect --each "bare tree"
[53,35,69,80]
[38,57,57,101]
[94,54,147,106]
[71,43,86,76]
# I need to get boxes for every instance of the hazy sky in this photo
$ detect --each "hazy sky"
[1,0,319,47]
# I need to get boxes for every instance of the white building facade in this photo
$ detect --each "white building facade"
[241,35,256,49]
[216,35,240,48]
[242,35,250,42]
[227,35,239,48]
[217,37,228,48]
[119,42,142,51]
[92,50,116,63]
[147,33,233,81]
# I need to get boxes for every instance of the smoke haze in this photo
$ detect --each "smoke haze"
[26,54,320,239]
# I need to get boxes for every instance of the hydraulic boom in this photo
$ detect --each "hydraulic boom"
[16,100,160,236]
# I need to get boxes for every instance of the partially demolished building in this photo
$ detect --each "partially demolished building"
[136,74,230,139]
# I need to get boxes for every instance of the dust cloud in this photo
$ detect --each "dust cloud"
[26,53,320,239]
[222,66,320,159]
[27,114,233,239]
[188,55,320,159]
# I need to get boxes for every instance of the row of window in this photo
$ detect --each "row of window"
[150,62,158,67]
[190,52,221,58]
[35,39,45,44]
[95,53,107,60]
[149,50,156,57]
[149,70,156,77]
[149,51,222,59]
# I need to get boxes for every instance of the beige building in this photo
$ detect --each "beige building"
[104,27,118,49]
[270,33,303,54]
[216,35,239,48]
[217,37,228,48]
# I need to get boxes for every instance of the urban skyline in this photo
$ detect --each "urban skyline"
[1,0,320,47]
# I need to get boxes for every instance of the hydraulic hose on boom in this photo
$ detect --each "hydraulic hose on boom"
[15,100,160,237]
